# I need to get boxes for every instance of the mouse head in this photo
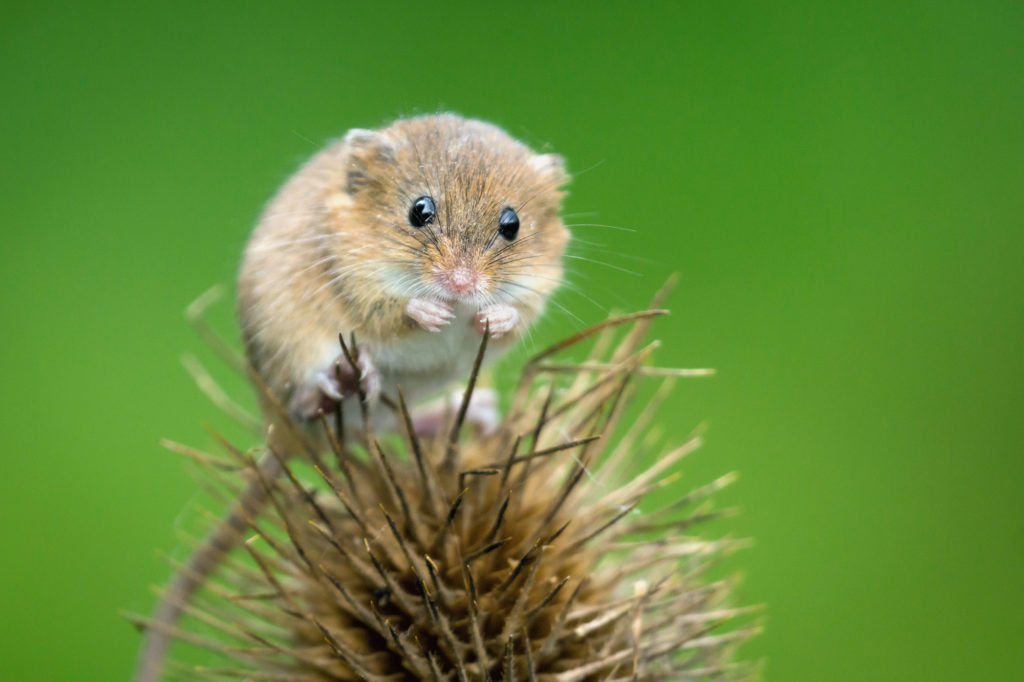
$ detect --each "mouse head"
[332,114,569,308]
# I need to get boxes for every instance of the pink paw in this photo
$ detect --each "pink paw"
[474,304,519,338]
[406,297,454,332]
[411,388,500,436]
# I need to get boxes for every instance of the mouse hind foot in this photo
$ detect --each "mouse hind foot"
[289,349,382,421]
[410,387,499,436]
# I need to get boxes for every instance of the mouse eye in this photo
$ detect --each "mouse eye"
[408,196,436,228]
[498,207,520,241]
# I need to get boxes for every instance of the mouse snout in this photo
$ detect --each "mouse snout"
[440,264,479,296]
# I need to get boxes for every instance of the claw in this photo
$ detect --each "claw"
[355,351,381,403]
[315,369,344,401]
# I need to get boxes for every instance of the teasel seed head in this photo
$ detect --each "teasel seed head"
[140,301,758,681]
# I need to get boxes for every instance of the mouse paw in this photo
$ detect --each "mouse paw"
[290,348,381,420]
[353,350,381,403]
[410,387,501,436]
[334,348,381,404]
[457,386,500,434]
[406,297,454,332]
[289,375,340,421]
[474,304,519,338]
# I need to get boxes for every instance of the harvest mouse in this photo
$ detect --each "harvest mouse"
[135,114,569,680]
[240,113,569,437]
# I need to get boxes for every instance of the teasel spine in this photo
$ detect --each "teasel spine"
[128,280,759,681]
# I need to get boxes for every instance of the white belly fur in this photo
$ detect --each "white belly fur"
[315,304,501,410]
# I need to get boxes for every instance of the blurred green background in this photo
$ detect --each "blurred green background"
[2,1,1022,679]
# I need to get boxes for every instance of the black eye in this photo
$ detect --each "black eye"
[409,196,436,228]
[498,207,520,241]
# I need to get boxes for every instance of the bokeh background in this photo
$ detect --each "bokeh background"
[2,1,1022,680]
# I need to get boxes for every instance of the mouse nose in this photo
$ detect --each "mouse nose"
[444,265,478,295]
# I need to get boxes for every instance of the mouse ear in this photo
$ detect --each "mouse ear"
[344,129,395,194]
[530,153,568,186]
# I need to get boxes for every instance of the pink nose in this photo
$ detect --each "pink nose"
[446,266,477,294]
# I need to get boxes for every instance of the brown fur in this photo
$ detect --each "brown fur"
[239,114,569,432]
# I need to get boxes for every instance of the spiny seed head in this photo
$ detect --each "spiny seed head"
[152,306,756,680]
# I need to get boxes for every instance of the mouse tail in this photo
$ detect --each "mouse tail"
[133,453,282,681]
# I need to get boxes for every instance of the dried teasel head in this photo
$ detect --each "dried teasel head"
[143,300,757,681]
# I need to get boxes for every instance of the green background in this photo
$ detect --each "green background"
[2,1,1021,679]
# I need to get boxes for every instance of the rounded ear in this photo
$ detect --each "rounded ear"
[344,129,395,193]
[344,128,390,151]
[530,153,568,186]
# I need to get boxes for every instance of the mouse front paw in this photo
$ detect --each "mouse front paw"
[406,297,454,332]
[474,304,519,338]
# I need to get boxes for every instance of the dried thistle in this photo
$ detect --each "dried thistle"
[133,295,757,681]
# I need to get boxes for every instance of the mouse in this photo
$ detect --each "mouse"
[239,113,569,436]
[134,114,570,681]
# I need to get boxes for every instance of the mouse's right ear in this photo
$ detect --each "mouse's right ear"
[531,153,569,188]
[343,129,395,194]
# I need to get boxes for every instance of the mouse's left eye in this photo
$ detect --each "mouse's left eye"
[409,196,436,228]
[498,207,520,241]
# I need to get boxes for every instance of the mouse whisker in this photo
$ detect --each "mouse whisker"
[496,280,586,327]
[513,177,560,215]
[488,249,546,267]
[376,236,428,260]
[561,223,637,233]
[484,231,544,264]
[290,245,375,280]
[247,232,335,251]
[500,275,609,316]
[487,248,548,269]
[380,222,436,253]
[562,254,642,277]
[566,243,657,267]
